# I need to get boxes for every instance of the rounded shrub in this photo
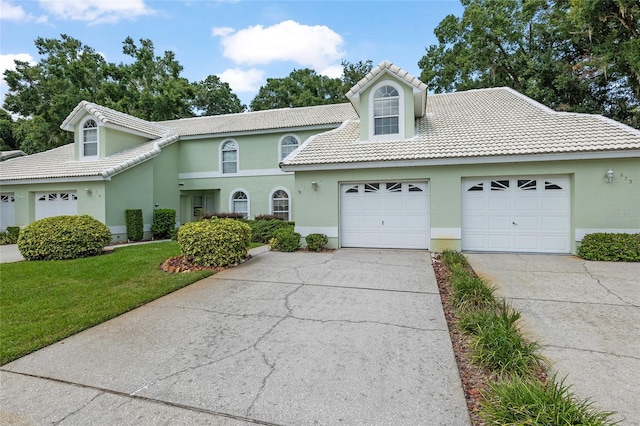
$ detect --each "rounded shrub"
[305,233,328,252]
[177,218,251,267]
[270,226,300,252]
[17,215,111,261]
[250,218,292,243]
[578,232,640,261]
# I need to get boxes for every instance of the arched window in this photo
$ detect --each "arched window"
[232,191,248,218]
[373,85,400,136]
[271,189,290,220]
[280,135,299,160]
[221,140,238,174]
[82,119,98,158]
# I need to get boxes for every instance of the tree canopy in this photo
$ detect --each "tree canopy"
[249,60,373,111]
[2,35,246,153]
[419,0,639,128]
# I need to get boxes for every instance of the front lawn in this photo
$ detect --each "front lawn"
[0,242,212,365]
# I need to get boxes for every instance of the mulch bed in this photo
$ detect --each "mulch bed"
[160,255,250,273]
[430,254,490,426]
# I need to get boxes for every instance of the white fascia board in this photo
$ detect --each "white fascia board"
[0,175,107,185]
[281,150,640,172]
[179,168,292,180]
[178,124,340,141]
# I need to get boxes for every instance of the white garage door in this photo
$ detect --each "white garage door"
[462,176,570,253]
[35,192,78,220]
[341,182,429,249]
[0,193,15,230]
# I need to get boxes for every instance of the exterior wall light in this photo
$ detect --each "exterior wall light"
[84,188,92,195]
[605,169,614,183]
[311,181,318,191]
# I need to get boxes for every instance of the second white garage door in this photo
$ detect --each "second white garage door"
[35,192,78,220]
[341,182,429,249]
[462,176,570,253]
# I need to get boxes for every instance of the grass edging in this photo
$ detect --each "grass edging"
[434,249,618,425]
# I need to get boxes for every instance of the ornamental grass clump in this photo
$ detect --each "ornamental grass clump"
[17,215,111,261]
[449,264,497,311]
[469,301,546,377]
[481,374,619,425]
[177,218,251,267]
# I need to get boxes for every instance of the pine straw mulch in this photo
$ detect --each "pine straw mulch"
[430,254,491,426]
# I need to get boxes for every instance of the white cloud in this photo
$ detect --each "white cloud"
[217,68,264,93]
[320,64,343,79]
[213,20,344,71]
[0,0,47,23]
[212,26,234,37]
[0,53,36,80]
[38,0,155,24]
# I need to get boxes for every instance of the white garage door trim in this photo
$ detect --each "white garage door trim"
[340,181,430,249]
[35,191,78,220]
[0,193,16,230]
[462,176,570,253]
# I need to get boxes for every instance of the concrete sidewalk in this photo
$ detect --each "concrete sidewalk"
[1,249,470,425]
[466,254,640,426]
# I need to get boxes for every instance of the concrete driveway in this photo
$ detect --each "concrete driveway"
[1,249,470,425]
[466,254,640,426]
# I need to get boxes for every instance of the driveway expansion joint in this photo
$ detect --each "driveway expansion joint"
[287,315,448,333]
[545,344,640,361]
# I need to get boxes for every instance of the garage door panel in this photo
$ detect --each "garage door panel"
[488,215,512,230]
[0,194,15,230]
[488,234,512,250]
[35,192,78,220]
[488,198,510,211]
[340,182,429,249]
[463,177,569,253]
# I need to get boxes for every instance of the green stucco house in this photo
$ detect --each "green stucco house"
[1,61,639,254]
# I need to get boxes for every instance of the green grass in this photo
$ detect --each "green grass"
[0,242,212,365]
[481,374,619,425]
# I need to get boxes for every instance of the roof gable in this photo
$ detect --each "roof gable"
[345,61,427,117]
[60,101,170,139]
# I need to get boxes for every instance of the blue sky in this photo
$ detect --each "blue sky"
[1,0,464,106]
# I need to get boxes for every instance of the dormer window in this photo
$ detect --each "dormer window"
[373,86,399,136]
[82,119,98,159]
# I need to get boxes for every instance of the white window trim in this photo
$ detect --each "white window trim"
[269,186,292,221]
[229,188,250,218]
[368,80,405,141]
[220,139,239,174]
[80,117,99,160]
[278,134,300,161]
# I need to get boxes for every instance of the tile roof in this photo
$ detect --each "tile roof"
[61,101,171,138]
[0,135,178,182]
[159,103,357,137]
[282,87,640,168]
[2,103,357,182]
[0,150,26,161]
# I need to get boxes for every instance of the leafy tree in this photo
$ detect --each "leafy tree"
[341,59,373,91]
[3,35,108,151]
[0,110,18,151]
[250,68,345,111]
[192,75,245,115]
[117,37,194,121]
[419,0,639,128]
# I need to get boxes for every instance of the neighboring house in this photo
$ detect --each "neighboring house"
[1,61,639,254]
[0,150,26,162]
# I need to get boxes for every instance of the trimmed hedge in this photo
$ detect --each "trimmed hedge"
[578,232,640,261]
[305,233,328,252]
[151,209,176,239]
[270,226,300,252]
[177,218,251,267]
[0,226,20,245]
[125,209,143,241]
[248,218,294,244]
[17,215,111,260]
[201,212,245,220]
